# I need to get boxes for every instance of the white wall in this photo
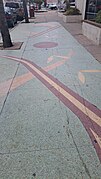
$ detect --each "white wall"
[82,21,101,45]
[75,0,86,19]
[75,0,83,12]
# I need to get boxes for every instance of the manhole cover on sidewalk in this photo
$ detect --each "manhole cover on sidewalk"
[33,42,58,48]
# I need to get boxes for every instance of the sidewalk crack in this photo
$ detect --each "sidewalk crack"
[0,63,20,116]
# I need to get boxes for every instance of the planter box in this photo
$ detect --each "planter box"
[58,12,63,18]
[82,20,101,45]
[63,14,82,23]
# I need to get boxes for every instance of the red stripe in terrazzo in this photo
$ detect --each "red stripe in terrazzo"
[22,58,101,118]
[1,55,101,117]
[30,25,61,38]
[23,62,101,162]
[1,55,101,161]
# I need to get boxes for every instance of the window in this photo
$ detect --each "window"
[85,0,101,21]
[5,2,20,9]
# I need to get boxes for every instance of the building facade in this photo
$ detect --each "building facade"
[76,0,101,45]
[76,0,101,21]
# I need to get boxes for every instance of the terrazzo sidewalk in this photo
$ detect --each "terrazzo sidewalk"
[0,12,101,179]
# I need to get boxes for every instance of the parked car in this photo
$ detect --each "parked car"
[5,2,24,21]
[48,4,57,10]
[4,7,17,27]
[58,3,66,10]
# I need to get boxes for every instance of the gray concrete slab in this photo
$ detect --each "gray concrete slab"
[0,147,101,179]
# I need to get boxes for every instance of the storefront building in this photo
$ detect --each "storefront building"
[76,0,101,21]
[76,0,101,45]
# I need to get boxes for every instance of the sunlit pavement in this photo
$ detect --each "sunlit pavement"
[0,11,101,178]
